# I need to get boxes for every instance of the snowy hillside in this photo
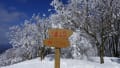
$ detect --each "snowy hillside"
[1,57,120,68]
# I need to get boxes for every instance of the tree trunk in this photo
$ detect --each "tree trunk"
[40,47,46,61]
[100,45,104,64]
[100,38,105,64]
[113,35,119,57]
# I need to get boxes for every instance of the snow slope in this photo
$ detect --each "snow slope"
[1,57,120,68]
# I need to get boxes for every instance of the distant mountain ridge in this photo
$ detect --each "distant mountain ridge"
[0,44,12,54]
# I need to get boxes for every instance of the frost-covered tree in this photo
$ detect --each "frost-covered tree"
[0,47,28,67]
[102,0,120,57]
[50,0,120,63]
[61,30,97,59]
[0,14,52,67]
[8,14,43,60]
[93,0,120,63]
[36,16,52,60]
[8,14,53,61]
[50,0,97,60]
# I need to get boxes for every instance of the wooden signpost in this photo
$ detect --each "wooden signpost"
[43,28,73,68]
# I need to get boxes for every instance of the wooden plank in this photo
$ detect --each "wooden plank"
[48,29,73,38]
[43,38,70,48]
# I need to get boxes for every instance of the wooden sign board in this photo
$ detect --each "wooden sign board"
[48,29,73,38]
[43,38,70,48]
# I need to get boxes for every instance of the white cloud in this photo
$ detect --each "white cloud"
[0,6,27,23]
[0,25,9,44]
[0,6,28,44]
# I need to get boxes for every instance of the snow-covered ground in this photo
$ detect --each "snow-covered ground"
[1,57,120,68]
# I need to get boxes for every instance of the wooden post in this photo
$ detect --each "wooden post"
[55,48,60,68]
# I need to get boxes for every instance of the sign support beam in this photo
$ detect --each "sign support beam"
[55,48,60,68]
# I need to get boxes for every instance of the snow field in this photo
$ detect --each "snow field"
[1,57,120,68]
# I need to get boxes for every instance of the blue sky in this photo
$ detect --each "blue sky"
[0,0,68,46]
[0,0,52,45]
